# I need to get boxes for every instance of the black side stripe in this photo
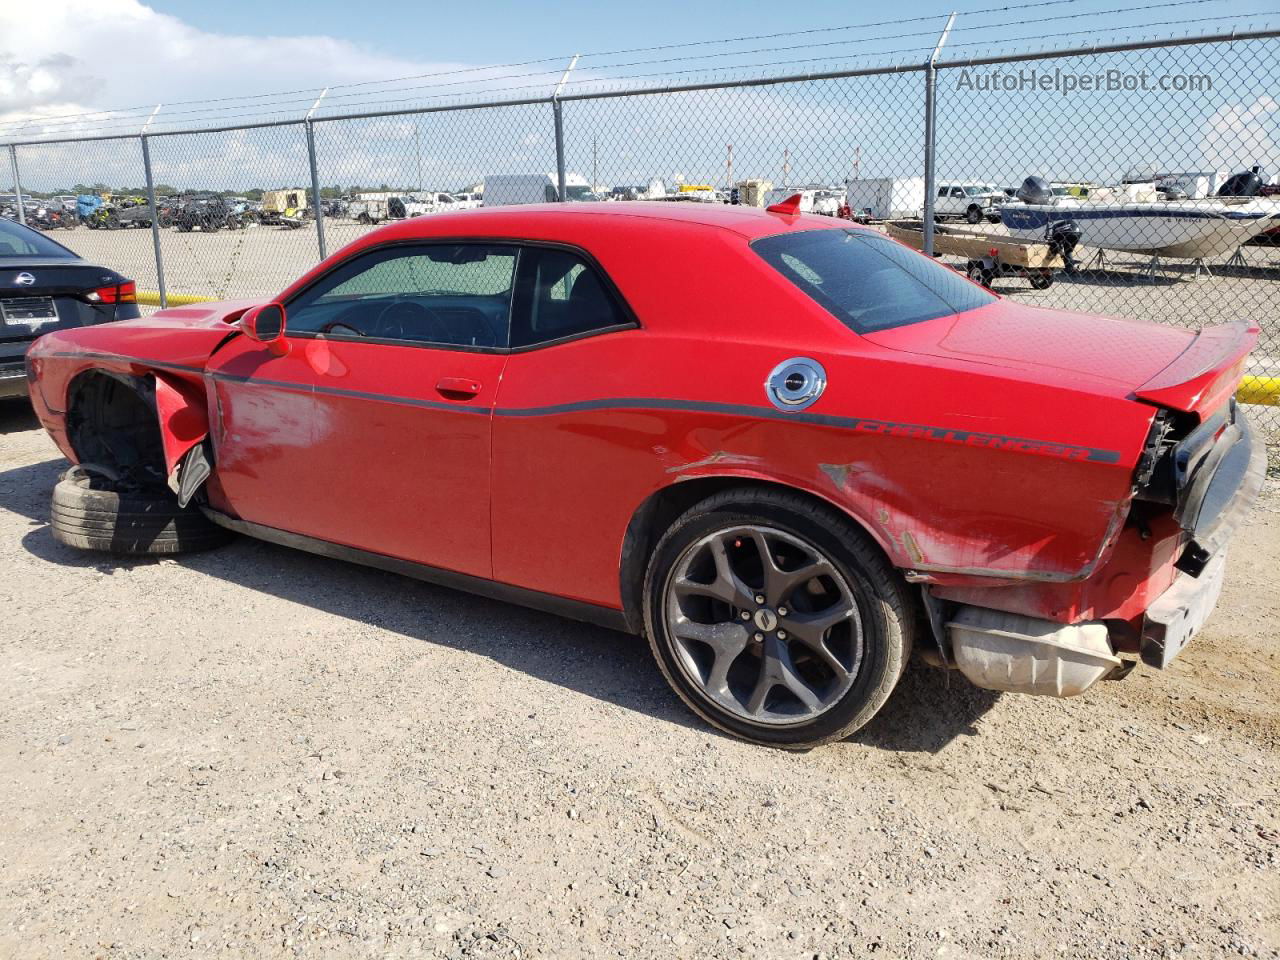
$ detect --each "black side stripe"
[43,351,1122,464]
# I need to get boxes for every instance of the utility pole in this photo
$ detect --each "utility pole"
[592,136,597,193]
[726,143,733,189]
[783,148,790,188]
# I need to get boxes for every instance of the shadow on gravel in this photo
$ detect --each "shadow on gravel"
[0,399,39,435]
[853,662,1002,753]
[0,456,62,522]
[6,450,998,750]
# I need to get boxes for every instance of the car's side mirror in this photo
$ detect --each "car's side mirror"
[241,302,288,356]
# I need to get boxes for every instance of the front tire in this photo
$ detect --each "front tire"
[50,467,232,555]
[643,489,913,749]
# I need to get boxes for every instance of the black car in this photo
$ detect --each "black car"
[0,218,139,400]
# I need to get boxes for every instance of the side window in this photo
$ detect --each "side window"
[286,243,518,348]
[950,187,964,198]
[510,247,629,348]
[937,187,948,198]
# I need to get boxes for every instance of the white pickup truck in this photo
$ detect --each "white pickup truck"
[934,182,1005,224]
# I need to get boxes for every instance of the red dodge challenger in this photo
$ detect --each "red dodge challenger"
[24,201,1264,748]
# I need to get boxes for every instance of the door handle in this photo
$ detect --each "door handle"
[436,377,482,400]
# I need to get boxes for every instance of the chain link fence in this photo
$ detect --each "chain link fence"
[3,29,1278,434]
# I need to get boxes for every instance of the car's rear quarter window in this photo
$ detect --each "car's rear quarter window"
[0,219,77,259]
[751,228,995,333]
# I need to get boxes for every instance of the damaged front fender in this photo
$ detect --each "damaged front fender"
[152,371,220,506]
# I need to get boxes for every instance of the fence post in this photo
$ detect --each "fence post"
[921,12,956,258]
[306,121,327,260]
[305,89,329,260]
[552,55,579,202]
[140,135,168,309]
[8,145,25,226]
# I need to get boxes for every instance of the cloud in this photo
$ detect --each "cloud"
[1200,95,1279,174]
[0,1,889,193]
[0,0,488,139]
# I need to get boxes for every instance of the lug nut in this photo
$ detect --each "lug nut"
[754,594,765,605]
[777,630,788,640]
[778,606,788,616]
[740,611,751,620]
[753,633,764,642]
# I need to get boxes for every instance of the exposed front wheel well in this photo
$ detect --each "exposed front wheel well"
[64,370,167,490]
[618,477,900,634]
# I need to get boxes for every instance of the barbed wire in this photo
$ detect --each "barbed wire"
[1,2,1274,142]
[0,0,1237,137]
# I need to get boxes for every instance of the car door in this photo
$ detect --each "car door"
[489,244,640,598]
[210,242,516,580]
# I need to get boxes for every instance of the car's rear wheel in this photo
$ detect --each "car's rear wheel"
[643,489,912,749]
[966,205,983,224]
[50,466,231,555]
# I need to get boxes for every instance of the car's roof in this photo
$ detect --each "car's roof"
[376,201,852,242]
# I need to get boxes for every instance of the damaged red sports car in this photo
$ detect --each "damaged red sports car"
[24,202,1263,748]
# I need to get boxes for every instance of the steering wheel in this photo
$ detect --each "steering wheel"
[375,299,436,341]
[320,319,366,337]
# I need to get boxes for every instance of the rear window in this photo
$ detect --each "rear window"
[0,218,77,259]
[752,228,996,333]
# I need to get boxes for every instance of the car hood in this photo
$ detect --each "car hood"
[862,299,1196,398]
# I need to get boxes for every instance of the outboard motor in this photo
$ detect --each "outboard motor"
[1016,176,1054,204]
[1217,166,1264,198]
[1046,219,1082,275]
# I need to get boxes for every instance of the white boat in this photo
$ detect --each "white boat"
[1001,180,1280,259]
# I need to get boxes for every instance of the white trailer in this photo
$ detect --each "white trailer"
[844,176,926,221]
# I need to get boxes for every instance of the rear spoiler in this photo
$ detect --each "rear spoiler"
[1134,321,1258,417]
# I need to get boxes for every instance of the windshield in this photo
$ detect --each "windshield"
[565,186,599,202]
[752,229,996,334]
[0,217,77,259]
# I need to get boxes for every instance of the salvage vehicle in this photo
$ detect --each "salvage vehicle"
[1,217,138,400]
[172,195,243,232]
[935,182,1005,224]
[24,200,1262,748]
[29,203,77,230]
[259,189,308,228]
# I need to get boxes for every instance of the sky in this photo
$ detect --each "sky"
[135,0,1280,67]
[0,0,1277,192]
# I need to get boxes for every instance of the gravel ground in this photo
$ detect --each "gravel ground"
[1,400,1278,959]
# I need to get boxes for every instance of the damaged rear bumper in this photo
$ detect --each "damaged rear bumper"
[941,406,1264,696]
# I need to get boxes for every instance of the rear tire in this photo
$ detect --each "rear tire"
[966,205,983,224]
[643,488,913,749]
[50,467,231,555]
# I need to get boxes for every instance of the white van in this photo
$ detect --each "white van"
[482,173,597,206]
